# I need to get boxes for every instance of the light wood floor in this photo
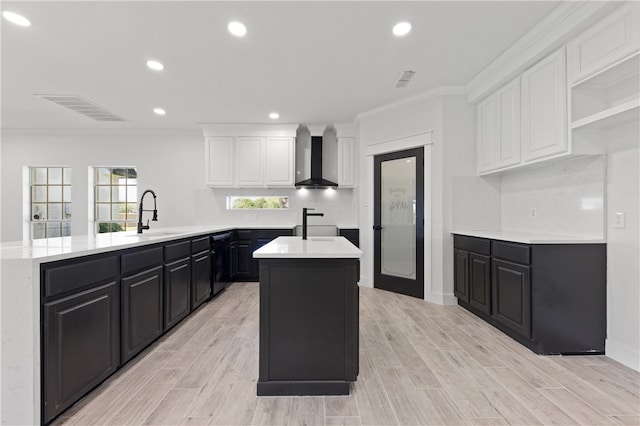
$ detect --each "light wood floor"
[56,282,640,426]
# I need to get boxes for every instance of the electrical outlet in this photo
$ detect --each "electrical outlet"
[614,212,625,229]
[530,208,537,219]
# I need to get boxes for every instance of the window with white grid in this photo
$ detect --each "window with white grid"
[30,167,71,239]
[94,167,138,233]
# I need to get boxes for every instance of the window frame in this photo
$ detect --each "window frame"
[29,166,72,239]
[93,167,138,234]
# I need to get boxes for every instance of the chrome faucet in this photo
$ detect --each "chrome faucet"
[137,189,158,234]
[302,207,323,240]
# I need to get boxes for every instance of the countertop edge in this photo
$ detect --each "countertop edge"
[451,230,607,244]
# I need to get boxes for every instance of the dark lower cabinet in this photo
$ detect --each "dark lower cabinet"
[191,250,211,310]
[491,258,531,338]
[121,266,163,363]
[43,281,119,424]
[453,249,469,303]
[234,240,254,280]
[164,257,191,331]
[469,253,491,315]
[453,233,606,355]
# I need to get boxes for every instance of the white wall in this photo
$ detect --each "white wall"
[501,156,605,238]
[357,94,478,304]
[605,122,639,371]
[194,186,357,228]
[1,130,203,242]
[1,129,357,242]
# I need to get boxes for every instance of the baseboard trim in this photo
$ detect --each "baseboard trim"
[606,338,640,372]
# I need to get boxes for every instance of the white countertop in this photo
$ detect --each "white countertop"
[451,230,606,244]
[253,236,363,259]
[0,224,296,262]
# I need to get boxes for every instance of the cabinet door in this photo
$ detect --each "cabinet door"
[206,137,234,187]
[191,250,211,310]
[568,3,640,83]
[477,95,498,173]
[43,282,119,423]
[229,240,238,279]
[453,249,469,303]
[496,79,521,168]
[235,240,254,279]
[469,253,491,315]
[236,136,264,186]
[521,48,567,162]
[121,266,163,363]
[264,137,294,186]
[338,137,356,187]
[164,257,191,331]
[491,259,531,338]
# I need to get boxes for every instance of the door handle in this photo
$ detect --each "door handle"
[373,225,383,231]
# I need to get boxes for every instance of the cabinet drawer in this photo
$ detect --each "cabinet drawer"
[121,246,163,276]
[43,255,118,298]
[191,236,210,254]
[453,235,490,255]
[236,230,253,241]
[491,241,530,265]
[164,240,191,262]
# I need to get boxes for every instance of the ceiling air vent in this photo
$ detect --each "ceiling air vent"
[35,94,125,122]
[394,70,416,88]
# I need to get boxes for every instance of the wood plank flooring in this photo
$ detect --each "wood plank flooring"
[55,282,640,425]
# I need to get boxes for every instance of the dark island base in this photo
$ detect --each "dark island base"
[257,380,350,396]
[258,258,359,396]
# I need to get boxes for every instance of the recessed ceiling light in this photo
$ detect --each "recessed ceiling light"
[153,108,166,116]
[228,21,247,37]
[393,21,411,37]
[2,11,31,27]
[269,112,280,120]
[146,60,164,71]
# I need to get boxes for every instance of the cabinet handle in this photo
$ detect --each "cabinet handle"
[373,225,383,231]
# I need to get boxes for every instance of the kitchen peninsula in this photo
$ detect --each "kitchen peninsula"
[253,236,362,395]
[0,225,296,425]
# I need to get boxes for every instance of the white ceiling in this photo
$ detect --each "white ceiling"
[1,1,561,130]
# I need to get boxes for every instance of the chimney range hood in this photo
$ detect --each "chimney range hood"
[295,125,338,189]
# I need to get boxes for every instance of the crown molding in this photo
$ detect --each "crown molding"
[356,86,466,122]
[1,127,202,138]
[466,0,622,103]
[199,123,299,137]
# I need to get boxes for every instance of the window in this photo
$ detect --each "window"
[30,167,72,239]
[226,196,289,210]
[94,167,138,233]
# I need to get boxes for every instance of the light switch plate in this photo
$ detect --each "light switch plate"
[614,212,625,229]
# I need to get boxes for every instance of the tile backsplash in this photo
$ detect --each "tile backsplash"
[501,156,605,238]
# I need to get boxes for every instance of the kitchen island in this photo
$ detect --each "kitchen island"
[253,236,362,396]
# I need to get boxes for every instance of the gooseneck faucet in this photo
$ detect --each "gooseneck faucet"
[137,189,158,234]
[302,207,324,240]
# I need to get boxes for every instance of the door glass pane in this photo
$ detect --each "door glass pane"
[381,156,416,279]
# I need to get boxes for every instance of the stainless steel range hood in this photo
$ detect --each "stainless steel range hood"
[295,125,338,189]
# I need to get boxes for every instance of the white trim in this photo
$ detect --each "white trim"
[2,128,202,138]
[466,1,621,103]
[200,123,298,138]
[356,87,466,121]
[606,338,640,372]
[365,132,434,157]
[364,132,435,303]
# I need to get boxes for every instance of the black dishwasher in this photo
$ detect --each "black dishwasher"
[211,232,232,297]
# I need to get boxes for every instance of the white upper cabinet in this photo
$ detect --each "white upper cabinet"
[236,137,264,187]
[264,137,295,186]
[205,137,234,186]
[201,124,297,188]
[335,123,358,188]
[521,48,568,162]
[477,78,521,174]
[567,2,640,85]
[337,137,356,187]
